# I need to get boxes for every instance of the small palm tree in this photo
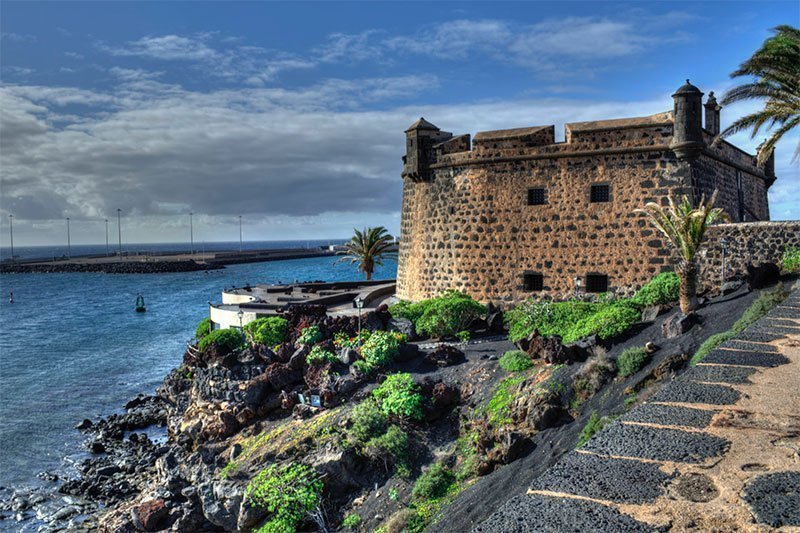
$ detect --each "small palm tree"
[637,191,729,314]
[337,226,397,280]
[718,25,800,165]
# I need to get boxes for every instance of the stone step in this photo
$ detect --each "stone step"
[701,349,789,368]
[650,379,740,405]
[687,364,758,384]
[620,403,715,428]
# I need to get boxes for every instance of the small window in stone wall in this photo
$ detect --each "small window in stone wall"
[590,184,611,203]
[523,272,544,291]
[527,187,546,205]
[585,274,609,293]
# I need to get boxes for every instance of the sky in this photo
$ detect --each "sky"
[1,1,797,246]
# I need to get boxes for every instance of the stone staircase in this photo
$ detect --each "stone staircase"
[474,287,800,532]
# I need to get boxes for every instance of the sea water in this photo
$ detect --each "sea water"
[0,243,396,489]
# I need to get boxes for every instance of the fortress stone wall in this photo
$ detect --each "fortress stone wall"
[397,81,785,305]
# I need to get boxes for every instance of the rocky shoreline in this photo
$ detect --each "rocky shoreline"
[0,260,222,274]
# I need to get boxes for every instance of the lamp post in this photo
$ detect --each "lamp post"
[8,214,14,262]
[237,309,244,337]
[117,209,122,256]
[720,237,730,283]
[189,212,194,256]
[66,217,71,259]
[238,215,242,253]
[104,219,109,256]
[354,296,365,347]
[573,276,582,296]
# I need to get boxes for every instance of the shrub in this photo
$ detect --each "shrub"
[498,350,534,372]
[616,346,649,377]
[352,359,374,375]
[572,356,616,402]
[197,328,243,353]
[343,513,362,530]
[485,372,529,426]
[298,325,324,345]
[360,330,403,370]
[364,425,411,477]
[350,400,389,443]
[690,331,734,366]
[196,317,213,340]
[415,291,487,339]
[306,345,338,366]
[373,373,424,421]
[411,463,455,501]
[246,463,323,529]
[562,302,640,344]
[505,300,601,343]
[630,272,680,308]
[456,330,471,342]
[783,246,800,273]
[389,299,428,324]
[245,316,289,347]
[576,412,614,448]
[254,518,294,533]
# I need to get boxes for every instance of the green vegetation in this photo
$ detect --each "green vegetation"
[616,346,649,377]
[624,393,638,408]
[337,226,397,280]
[342,513,362,530]
[577,412,616,448]
[505,299,602,343]
[783,246,800,273]
[485,372,530,426]
[358,330,404,373]
[390,291,487,339]
[412,463,456,501]
[349,400,389,443]
[244,316,289,347]
[456,330,471,342]
[691,285,790,365]
[373,373,424,421]
[306,345,338,366]
[197,328,243,352]
[246,463,323,532]
[195,317,213,340]
[498,350,534,372]
[630,272,680,307]
[364,425,412,477]
[637,192,728,313]
[297,325,324,345]
[564,302,641,344]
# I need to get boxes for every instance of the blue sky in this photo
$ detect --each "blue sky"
[1,1,797,245]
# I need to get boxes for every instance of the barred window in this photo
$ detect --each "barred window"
[590,184,610,203]
[586,274,609,293]
[523,273,544,291]
[527,187,547,205]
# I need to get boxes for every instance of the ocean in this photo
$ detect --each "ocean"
[0,241,397,489]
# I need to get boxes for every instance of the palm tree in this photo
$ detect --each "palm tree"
[337,226,397,280]
[718,25,800,165]
[637,191,729,314]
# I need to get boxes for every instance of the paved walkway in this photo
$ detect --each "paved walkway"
[474,286,800,532]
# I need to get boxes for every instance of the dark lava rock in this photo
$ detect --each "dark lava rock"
[641,304,669,322]
[742,471,800,527]
[472,493,653,533]
[621,404,715,429]
[388,317,417,341]
[397,342,421,362]
[425,344,465,367]
[288,345,309,370]
[720,280,744,295]
[76,419,94,430]
[747,262,780,290]
[339,346,358,365]
[661,312,699,338]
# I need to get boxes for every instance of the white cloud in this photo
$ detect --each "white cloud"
[1,32,37,43]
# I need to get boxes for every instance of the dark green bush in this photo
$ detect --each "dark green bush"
[196,317,213,340]
[306,345,338,366]
[297,325,323,345]
[359,330,404,371]
[350,400,389,444]
[364,425,411,477]
[505,300,601,343]
[197,328,243,352]
[616,346,649,377]
[411,463,455,501]
[563,302,640,344]
[246,463,323,529]
[630,272,680,308]
[415,291,487,339]
[389,299,429,324]
[342,513,362,530]
[498,350,534,372]
[244,316,289,347]
[576,412,614,448]
[373,373,424,421]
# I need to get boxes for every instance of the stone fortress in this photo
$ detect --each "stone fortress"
[396,80,799,305]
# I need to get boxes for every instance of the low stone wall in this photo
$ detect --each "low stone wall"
[700,221,800,289]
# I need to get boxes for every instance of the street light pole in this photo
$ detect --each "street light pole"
[189,212,194,256]
[8,214,14,262]
[117,209,122,256]
[105,219,109,255]
[66,217,71,259]
[238,215,242,253]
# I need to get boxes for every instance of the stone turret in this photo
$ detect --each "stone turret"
[402,118,452,182]
[704,91,721,136]
[670,79,705,161]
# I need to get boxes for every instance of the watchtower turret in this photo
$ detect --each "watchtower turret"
[670,79,705,161]
[704,91,721,136]
[402,118,452,182]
